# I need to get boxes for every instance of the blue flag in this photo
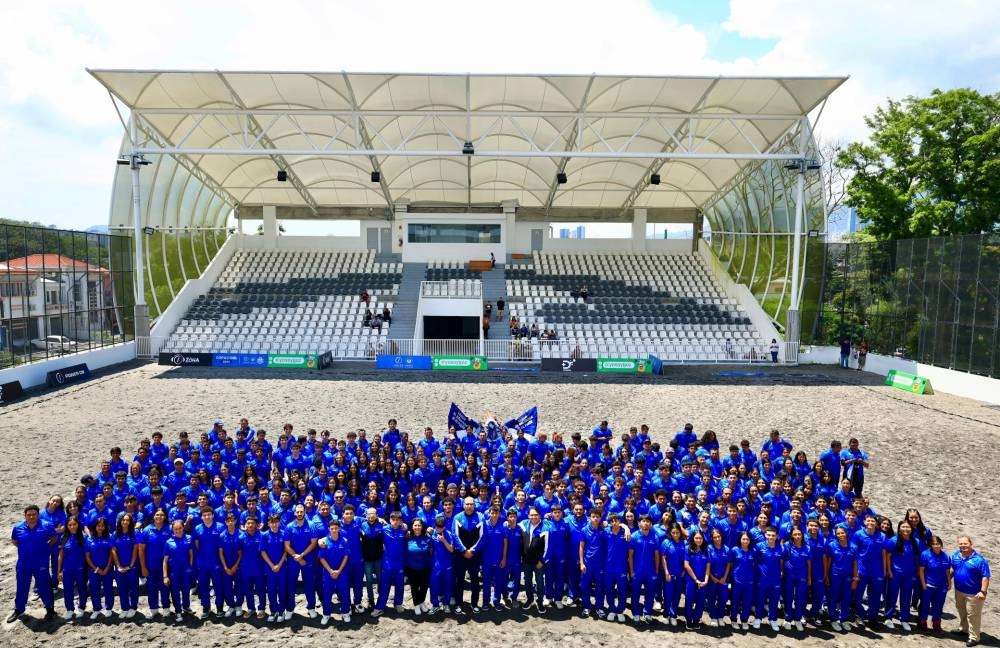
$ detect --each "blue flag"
[649,354,663,375]
[505,406,538,437]
[447,403,480,436]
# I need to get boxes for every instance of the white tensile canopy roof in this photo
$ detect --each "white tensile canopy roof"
[93,70,846,227]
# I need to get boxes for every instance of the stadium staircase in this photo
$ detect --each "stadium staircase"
[387,263,426,340]
[480,265,506,339]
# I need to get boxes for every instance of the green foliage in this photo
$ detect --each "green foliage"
[837,88,1000,241]
[0,217,109,267]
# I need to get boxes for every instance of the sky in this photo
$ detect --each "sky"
[0,0,997,235]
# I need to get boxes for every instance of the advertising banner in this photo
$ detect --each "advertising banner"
[884,369,932,395]
[540,358,597,372]
[0,380,25,405]
[45,363,91,387]
[266,354,318,369]
[239,353,268,368]
[318,351,333,369]
[211,353,241,367]
[431,355,489,371]
[596,358,652,374]
[375,354,433,370]
[158,352,213,367]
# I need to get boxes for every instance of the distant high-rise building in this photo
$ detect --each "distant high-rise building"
[558,228,571,238]
[557,226,586,239]
[575,225,586,239]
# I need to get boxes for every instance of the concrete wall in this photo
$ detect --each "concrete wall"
[413,295,484,339]
[799,345,1000,406]
[151,233,240,335]
[0,341,136,391]
[698,242,782,358]
[239,233,370,252]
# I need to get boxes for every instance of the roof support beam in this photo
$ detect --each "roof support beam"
[341,72,394,210]
[214,71,319,216]
[543,74,595,215]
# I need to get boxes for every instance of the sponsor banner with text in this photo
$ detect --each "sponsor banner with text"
[45,363,92,387]
[596,358,652,374]
[266,354,318,369]
[884,369,932,394]
[159,352,213,367]
[431,355,489,371]
[540,358,598,373]
[376,354,433,370]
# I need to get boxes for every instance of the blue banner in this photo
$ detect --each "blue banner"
[504,406,538,437]
[238,353,268,368]
[649,354,663,375]
[447,402,480,434]
[212,353,241,367]
[45,363,91,388]
[376,354,433,370]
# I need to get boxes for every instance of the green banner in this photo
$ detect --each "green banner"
[597,358,652,374]
[431,355,489,371]
[884,369,932,394]
[266,353,318,369]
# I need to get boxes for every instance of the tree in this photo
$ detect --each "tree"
[819,139,852,227]
[837,88,1000,241]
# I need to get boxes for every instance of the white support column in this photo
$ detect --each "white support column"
[502,199,518,258]
[786,118,811,352]
[261,205,278,244]
[632,208,647,252]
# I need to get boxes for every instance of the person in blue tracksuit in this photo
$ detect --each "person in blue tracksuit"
[603,513,630,622]
[41,496,67,597]
[502,509,522,608]
[317,518,351,625]
[430,515,457,613]
[729,532,756,629]
[163,519,194,622]
[805,518,828,624]
[338,505,365,613]
[284,504,319,618]
[372,512,408,616]
[824,525,859,631]
[544,505,571,607]
[578,509,606,617]
[217,513,243,617]
[851,515,888,627]
[754,528,783,631]
[9,505,57,623]
[85,517,115,619]
[706,528,732,626]
[451,497,485,612]
[112,513,140,618]
[520,506,550,613]
[629,514,660,623]
[782,527,811,631]
[481,507,508,609]
[917,535,952,632]
[193,507,225,618]
[238,517,266,619]
[138,509,171,616]
[885,520,919,631]
[260,514,288,622]
[683,529,710,629]
[659,522,686,625]
[56,516,87,620]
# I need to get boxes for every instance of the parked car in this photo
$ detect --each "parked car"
[30,335,78,353]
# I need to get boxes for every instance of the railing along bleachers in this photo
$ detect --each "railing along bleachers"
[503,251,767,362]
[161,250,401,357]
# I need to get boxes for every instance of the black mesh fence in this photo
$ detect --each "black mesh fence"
[0,222,135,368]
[808,234,1000,378]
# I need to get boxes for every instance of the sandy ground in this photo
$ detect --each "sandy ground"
[1,362,998,647]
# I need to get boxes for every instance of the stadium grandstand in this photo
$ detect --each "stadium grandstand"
[89,71,842,366]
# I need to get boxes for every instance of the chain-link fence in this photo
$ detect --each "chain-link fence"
[0,222,135,369]
[809,234,1000,378]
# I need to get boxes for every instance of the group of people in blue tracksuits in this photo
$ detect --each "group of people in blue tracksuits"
[6,418,992,645]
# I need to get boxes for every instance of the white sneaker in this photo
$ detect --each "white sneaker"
[843,621,853,631]
[901,621,911,632]
[582,608,590,616]
[63,610,74,621]
[74,610,85,619]
[795,620,803,632]
[175,614,183,623]
[370,609,383,618]
[783,620,792,630]
[885,618,895,629]
[752,619,761,629]
[832,621,842,631]
[320,615,330,626]
[414,606,422,617]
[282,611,293,622]
[101,610,112,618]
[234,606,243,616]
[394,605,405,613]
[307,608,318,619]
[224,607,234,618]
[771,621,780,631]
[266,614,275,622]
[741,622,749,631]
[555,600,564,610]
[342,613,351,623]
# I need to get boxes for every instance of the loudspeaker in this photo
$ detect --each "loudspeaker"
[650,173,661,185]
[556,172,567,184]
[371,171,381,183]
[276,170,288,182]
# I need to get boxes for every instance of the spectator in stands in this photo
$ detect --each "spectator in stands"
[482,315,490,337]
[579,285,589,301]
[519,323,529,339]
[371,314,383,332]
[382,305,392,325]
[496,298,505,322]
[725,338,734,359]
[363,309,373,327]
[529,323,539,339]
[769,339,779,363]
[484,302,493,320]
[857,339,869,371]
[361,290,370,305]
[490,252,496,269]
[839,338,851,369]
[509,316,518,335]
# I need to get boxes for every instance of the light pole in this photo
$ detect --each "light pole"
[783,157,821,356]
[116,135,151,341]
